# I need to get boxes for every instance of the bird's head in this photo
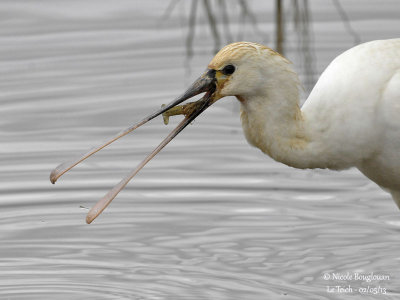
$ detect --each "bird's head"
[159,41,293,118]
[207,41,286,101]
[51,41,296,224]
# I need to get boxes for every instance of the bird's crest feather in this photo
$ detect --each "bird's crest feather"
[208,41,288,69]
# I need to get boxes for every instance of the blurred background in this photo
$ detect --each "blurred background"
[1,1,400,299]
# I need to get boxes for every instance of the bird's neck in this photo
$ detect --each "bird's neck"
[238,76,331,169]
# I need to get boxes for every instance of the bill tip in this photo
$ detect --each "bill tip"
[86,209,98,224]
[50,171,57,184]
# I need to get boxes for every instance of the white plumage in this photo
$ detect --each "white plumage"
[216,39,400,207]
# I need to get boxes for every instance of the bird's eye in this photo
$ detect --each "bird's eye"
[222,64,235,75]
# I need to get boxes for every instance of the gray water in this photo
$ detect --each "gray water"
[1,1,400,299]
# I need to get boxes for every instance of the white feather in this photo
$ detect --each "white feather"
[211,39,400,207]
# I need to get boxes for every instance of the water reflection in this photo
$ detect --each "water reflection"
[164,0,317,91]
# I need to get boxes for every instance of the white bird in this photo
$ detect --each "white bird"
[51,39,400,223]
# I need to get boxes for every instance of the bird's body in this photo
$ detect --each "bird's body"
[218,39,400,207]
[304,39,400,205]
